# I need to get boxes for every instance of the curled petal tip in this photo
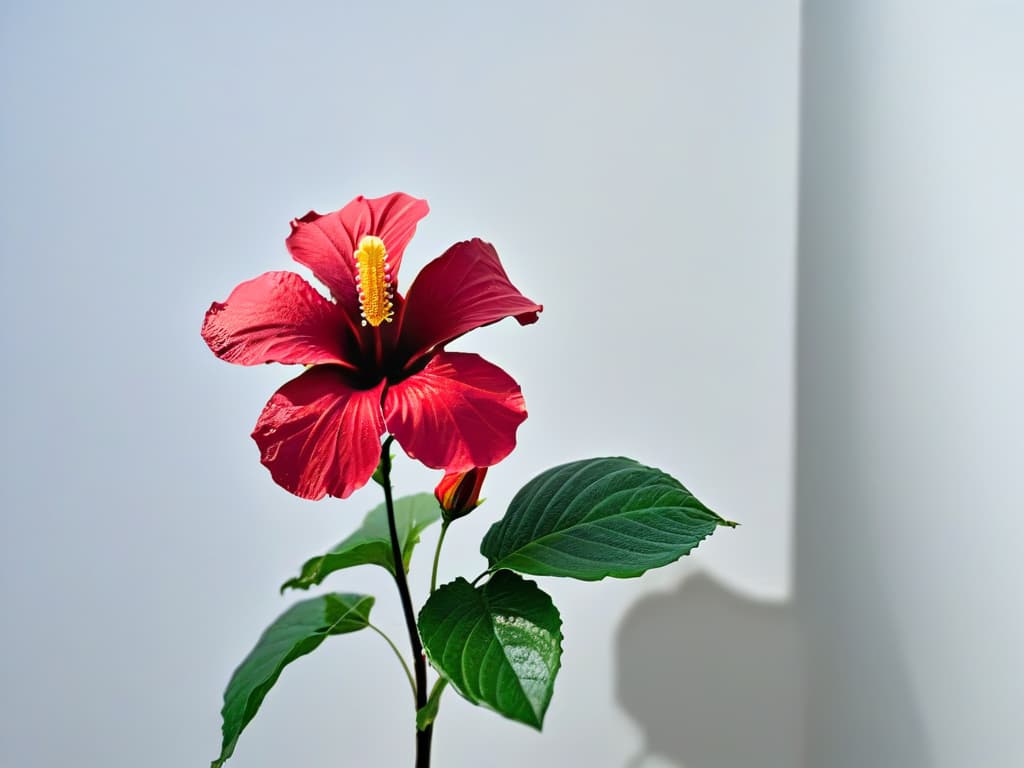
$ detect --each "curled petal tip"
[517,304,543,325]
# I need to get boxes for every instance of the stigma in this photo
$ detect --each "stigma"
[353,235,394,327]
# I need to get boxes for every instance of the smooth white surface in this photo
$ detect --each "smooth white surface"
[797,3,1024,766]
[0,2,798,767]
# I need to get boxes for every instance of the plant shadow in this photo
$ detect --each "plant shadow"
[615,572,803,768]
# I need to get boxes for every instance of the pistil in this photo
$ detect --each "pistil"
[354,235,394,327]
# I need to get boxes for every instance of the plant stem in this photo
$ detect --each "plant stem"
[430,521,451,594]
[419,677,449,732]
[368,622,416,698]
[379,437,433,767]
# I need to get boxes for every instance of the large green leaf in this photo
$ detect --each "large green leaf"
[418,571,562,729]
[282,493,441,590]
[480,457,735,580]
[212,593,374,768]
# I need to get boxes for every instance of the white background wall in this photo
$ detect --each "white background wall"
[9,2,1022,767]
[797,3,1024,767]
[0,2,798,767]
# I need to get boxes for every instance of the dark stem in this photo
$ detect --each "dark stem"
[379,436,433,767]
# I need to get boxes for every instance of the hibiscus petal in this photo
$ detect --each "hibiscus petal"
[384,352,527,472]
[397,239,542,364]
[286,193,429,307]
[202,272,358,367]
[252,367,386,499]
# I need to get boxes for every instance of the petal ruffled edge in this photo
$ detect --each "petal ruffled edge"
[383,351,527,473]
[201,271,358,368]
[397,239,542,365]
[252,367,386,499]
[286,193,429,306]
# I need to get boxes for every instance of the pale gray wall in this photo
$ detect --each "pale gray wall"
[0,2,798,767]
[11,2,1021,767]
[797,2,1024,767]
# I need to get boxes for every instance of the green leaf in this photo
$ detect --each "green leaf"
[480,457,735,580]
[281,493,441,590]
[212,593,374,768]
[418,571,562,729]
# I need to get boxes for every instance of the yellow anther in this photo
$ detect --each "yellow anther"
[353,235,394,327]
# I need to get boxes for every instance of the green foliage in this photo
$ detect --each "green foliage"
[212,593,375,768]
[281,493,441,590]
[418,571,562,729]
[211,457,731,763]
[481,457,735,580]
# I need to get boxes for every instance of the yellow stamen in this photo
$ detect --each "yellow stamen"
[353,235,394,327]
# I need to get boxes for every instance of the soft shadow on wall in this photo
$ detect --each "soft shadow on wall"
[615,573,802,768]
[614,563,933,768]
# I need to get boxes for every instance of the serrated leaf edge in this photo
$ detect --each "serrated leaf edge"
[420,575,563,730]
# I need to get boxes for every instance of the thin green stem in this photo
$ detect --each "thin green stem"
[427,676,448,701]
[430,521,451,594]
[379,436,434,768]
[418,677,449,732]
[368,622,416,698]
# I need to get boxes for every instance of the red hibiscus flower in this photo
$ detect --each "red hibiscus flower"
[202,193,542,500]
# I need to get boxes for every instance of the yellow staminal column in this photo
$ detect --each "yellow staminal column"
[353,235,394,327]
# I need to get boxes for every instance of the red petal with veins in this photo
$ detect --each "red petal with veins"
[286,193,429,311]
[384,352,527,472]
[201,272,358,368]
[252,368,386,499]
[397,239,542,364]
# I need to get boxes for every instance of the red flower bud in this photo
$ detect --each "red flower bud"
[434,467,488,521]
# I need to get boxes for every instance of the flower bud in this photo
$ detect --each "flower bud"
[434,467,487,521]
